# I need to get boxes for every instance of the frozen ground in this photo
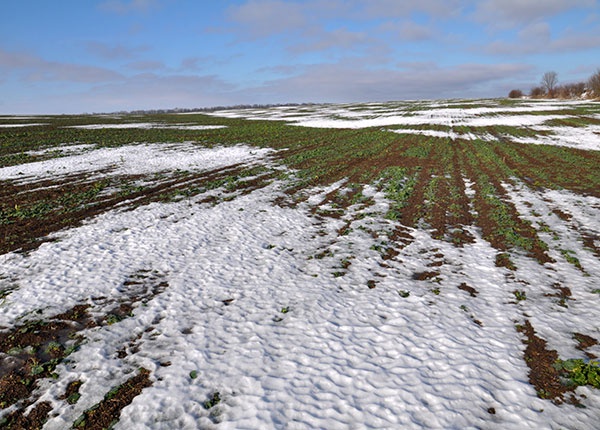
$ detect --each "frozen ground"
[209,99,600,150]
[0,99,599,429]
[1,143,271,184]
[0,123,48,128]
[68,123,227,130]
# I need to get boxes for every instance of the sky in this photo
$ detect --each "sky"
[0,0,599,114]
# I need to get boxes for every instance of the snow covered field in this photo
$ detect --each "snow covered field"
[1,99,599,429]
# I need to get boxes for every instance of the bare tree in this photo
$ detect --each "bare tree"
[541,71,558,97]
[530,86,545,98]
[570,82,586,97]
[588,69,600,98]
[508,89,523,98]
[560,82,586,98]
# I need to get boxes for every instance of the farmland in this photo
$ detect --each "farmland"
[1,99,600,429]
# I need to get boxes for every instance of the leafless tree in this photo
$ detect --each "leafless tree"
[588,69,600,98]
[530,86,545,98]
[571,82,586,97]
[508,89,523,98]
[561,82,586,98]
[541,71,558,97]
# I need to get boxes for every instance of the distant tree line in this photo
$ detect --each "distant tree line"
[509,69,600,100]
[104,103,316,116]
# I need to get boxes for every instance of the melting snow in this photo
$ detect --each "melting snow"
[0,123,48,127]
[0,143,271,184]
[1,173,598,429]
[1,100,600,429]
[67,123,227,130]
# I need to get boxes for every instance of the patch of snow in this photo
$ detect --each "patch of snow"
[0,142,272,183]
[0,173,598,428]
[209,99,580,130]
[67,123,226,130]
[387,128,495,141]
[510,125,600,151]
[502,180,600,358]
[0,123,48,127]
[0,116,50,120]
[25,143,97,156]
[1,101,600,428]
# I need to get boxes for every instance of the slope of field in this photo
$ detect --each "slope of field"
[1,99,599,429]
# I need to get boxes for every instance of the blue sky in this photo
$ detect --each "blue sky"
[1,0,599,114]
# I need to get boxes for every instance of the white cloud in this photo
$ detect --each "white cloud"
[245,60,533,103]
[126,60,166,71]
[226,0,307,38]
[2,54,535,114]
[86,42,149,60]
[357,0,464,18]
[519,21,552,43]
[549,31,600,51]
[0,49,123,83]
[19,73,237,114]
[290,28,370,53]
[484,22,600,55]
[473,0,596,27]
[380,21,435,41]
[99,0,160,14]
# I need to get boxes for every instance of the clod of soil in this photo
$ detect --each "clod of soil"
[574,332,598,359]
[457,283,479,297]
[412,271,440,281]
[495,253,516,270]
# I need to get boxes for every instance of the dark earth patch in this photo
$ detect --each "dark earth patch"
[457,283,479,297]
[73,368,152,430]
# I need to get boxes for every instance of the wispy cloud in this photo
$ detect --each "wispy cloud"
[379,21,435,41]
[226,0,307,38]
[0,49,123,83]
[98,0,160,14]
[473,0,596,28]
[80,73,237,112]
[357,0,464,19]
[126,60,165,71]
[290,28,370,53]
[86,42,148,60]
[178,55,239,72]
[483,23,600,55]
[2,1,597,113]
[245,60,533,103]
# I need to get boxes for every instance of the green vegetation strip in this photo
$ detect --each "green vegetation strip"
[1,105,599,261]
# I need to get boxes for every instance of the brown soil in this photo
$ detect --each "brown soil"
[490,134,600,198]
[59,380,83,404]
[495,253,516,270]
[545,283,573,308]
[457,283,479,297]
[0,305,93,409]
[516,321,573,404]
[0,304,93,428]
[0,401,53,430]
[573,333,598,359]
[458,139,553,265]
[552,209,572,221]
[581,231,600,259]
[412,271,440,281]
[74,368,152,430]
[1,117,599,425]
[0,163,273,255]
[0,270,167,426]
